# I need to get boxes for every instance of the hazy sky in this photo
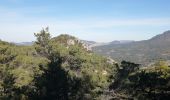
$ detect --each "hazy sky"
[0,0,170,42]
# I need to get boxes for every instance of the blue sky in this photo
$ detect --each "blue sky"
[0,0,170,42]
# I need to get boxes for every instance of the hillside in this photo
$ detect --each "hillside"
[93,30,170,65]
[1,28,170,99]
[0,29,117,99]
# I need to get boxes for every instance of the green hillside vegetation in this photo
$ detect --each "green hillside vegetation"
[109,61,170,99]
[0,28,117,99]
[0,28,170,100]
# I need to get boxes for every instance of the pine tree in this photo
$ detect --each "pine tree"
[34,27,52,59]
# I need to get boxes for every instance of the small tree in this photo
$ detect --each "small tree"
[34,27,52,59]
[110,61,140,89]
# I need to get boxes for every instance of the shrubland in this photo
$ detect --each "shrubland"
[0,28,170,100]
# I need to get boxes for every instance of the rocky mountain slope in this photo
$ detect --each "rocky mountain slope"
[93,30,170,65]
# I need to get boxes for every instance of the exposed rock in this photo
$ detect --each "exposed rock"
[102,70,108,75]
[107,57,116,64]
[67,39,75,46]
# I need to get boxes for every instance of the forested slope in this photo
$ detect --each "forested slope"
[0,28,170,100]
[0,28,117,99]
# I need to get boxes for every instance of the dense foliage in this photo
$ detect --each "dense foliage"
[0,28,116,100]
[109,61,170,100]
[0,28,170,100]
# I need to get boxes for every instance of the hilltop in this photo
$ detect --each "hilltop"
[0,29,117,99]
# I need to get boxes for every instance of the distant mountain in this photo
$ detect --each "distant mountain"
[15,42,34,46]
[110,40,134,44]
[150,30,170,42]
[82,40,134,48]
[13,39,133,47]
[93,30,170,65]
[14,40,96,47]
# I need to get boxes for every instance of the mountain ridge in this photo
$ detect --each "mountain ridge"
[93,30,170,65]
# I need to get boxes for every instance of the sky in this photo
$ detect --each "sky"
[0,0,170,42]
